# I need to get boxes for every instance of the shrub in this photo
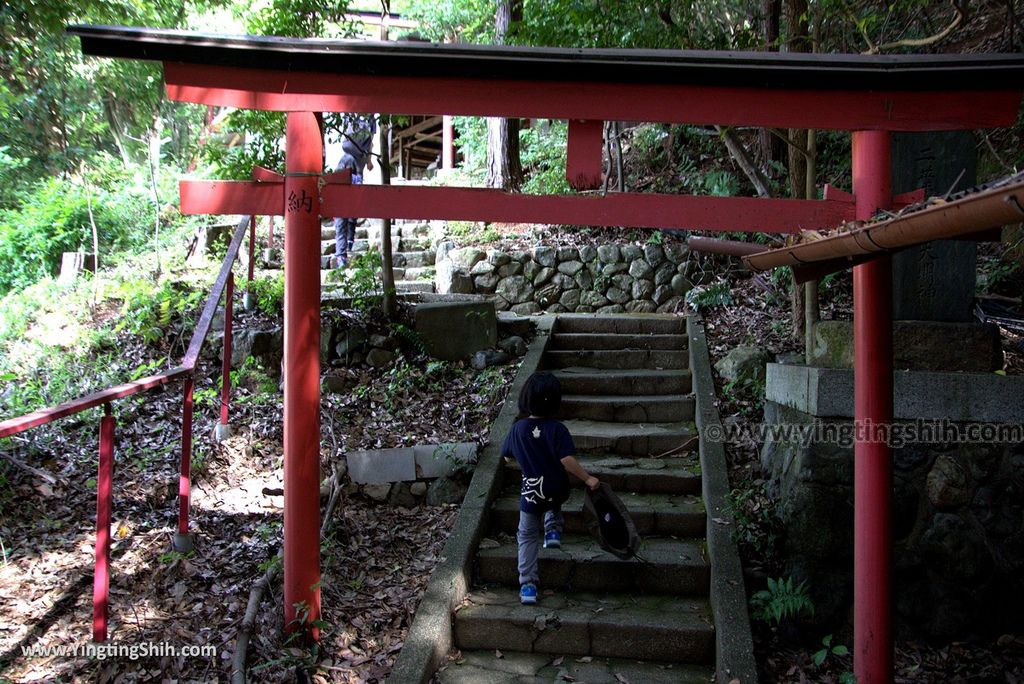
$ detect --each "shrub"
[0,171,151,295]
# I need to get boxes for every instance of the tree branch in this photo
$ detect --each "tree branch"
[716,126,773,198]
[866,0,964,53]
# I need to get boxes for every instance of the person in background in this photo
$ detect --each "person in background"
[333,114,377,268]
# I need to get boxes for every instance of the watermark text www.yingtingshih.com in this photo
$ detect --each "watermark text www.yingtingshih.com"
[704,418,1024,449]
[21,641,217,661]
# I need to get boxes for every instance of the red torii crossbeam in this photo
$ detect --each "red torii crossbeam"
[72,25,1024,684]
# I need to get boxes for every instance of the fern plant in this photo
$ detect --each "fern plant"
[391,323,426,357]
[685,281,733,311]
[750,576,814,626]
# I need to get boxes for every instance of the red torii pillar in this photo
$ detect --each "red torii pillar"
[180,111,323,637]
[852,130,893,683]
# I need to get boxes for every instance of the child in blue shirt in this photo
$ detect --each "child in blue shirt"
[501,372,599,605]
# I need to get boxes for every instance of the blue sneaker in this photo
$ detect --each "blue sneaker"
[520,583,538,605]
[543,530,561,549]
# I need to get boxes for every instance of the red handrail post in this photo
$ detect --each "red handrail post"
[217,271,234,436]
[282,111,322,640]
[93,404,115,642]
[175,375,195,552]
[852,129,894,684]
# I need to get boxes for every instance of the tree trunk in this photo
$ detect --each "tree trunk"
[374,10,397,319]
[379,121,397,319]
[785,0,811,341]
[759,0,785,166]
[485,0,523,190]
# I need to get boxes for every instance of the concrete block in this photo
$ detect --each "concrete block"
[414,442,477,479]
[346,447,416,484]
[415,300,497,361]
[766,362,1024,421]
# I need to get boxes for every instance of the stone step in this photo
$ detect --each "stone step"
[438,650,712,684]
[321,239,336,256]
[550,333,688,351]
[554,314,686,335]
[560,393,695,423]
[404,266,436,281]
[476,535,709,595]
[393,251,435,268]
[544,349,689,370]
[552,368,691,396]
[395,280,434,293]
[491,490,705,537]
[563,418,697,456]
[505,454,701,495]
[454,588,714,663]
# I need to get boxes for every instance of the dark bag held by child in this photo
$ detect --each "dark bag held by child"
[583,482,640,560]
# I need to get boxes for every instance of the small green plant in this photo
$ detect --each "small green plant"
[391,323,427,357]
[114,278,204,345]
[812,634,851,668]
[334,246,385,311]
[699,168,740,197]
[157,549,193,565]
[727,483,778,560]
[685,281,733,311]
[248,273,284,316]
[750,576,814,626]
[646,230,665,246]
[433,443,475,479]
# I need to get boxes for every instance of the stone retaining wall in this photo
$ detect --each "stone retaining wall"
[434,241,695,315]
[761,400,1024,638]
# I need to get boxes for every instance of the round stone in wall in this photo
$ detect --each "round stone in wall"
[628,259,654,280]
[597,244,621,263]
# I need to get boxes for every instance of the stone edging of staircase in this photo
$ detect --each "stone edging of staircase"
[688,313,760,684]
[387,316,554,683]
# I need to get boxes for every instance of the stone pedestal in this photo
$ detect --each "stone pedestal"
[810,320,1003,373]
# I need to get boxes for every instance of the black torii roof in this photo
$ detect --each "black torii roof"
[68,24,1024,91]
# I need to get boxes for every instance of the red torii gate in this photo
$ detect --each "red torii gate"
[71,25,1024,683]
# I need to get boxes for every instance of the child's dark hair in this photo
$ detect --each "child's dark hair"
[518,371,562,419]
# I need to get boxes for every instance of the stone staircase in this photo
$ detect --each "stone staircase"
[442,314,715,683]
[316,218,438,294]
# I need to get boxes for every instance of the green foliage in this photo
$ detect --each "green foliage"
[685,281,733,311]
[407,0,760,50]
[699,169,740,197]
[200,111,287,180]
[248,273,285,316]
[327,245,388,311]
[391,323,427,357]
[0,146,30,210]
[519,120,571,195]
[112,277,204,345]
[751,576,814,626]
[0,167,151,295]
[812,634,851,668]
[727,483,778,560]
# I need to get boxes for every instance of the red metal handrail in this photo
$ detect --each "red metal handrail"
[0,212,257,642]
